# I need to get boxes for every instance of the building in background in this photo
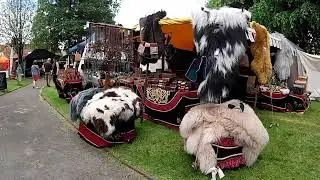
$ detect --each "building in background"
[0,44,31,78]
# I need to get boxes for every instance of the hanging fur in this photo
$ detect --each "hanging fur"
[271,32,297,81]
[180,99,269,176]
[274,50,293,81]
[70,87,102,122]
[250,21,272,84]
[80,87,143,138]
[139,11,167,65]
[192,7,251,103]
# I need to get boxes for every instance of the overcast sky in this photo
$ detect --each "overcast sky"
[0,0,208,44]
[114,0,208,28]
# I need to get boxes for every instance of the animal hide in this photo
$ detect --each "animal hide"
[271,32,296,81]
[139,11,167,65]
[70,87,102,122]
[180,99,269,175]
[274,50,293,81]
[192,7,251,103]
[250,21,272,84]
[80,87,143,138]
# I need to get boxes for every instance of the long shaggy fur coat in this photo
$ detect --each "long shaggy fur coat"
[180,99,269,175]
[192,7,251,103]
[250,21,272,84]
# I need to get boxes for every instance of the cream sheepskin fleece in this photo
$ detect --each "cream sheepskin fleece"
[180,99,269,174]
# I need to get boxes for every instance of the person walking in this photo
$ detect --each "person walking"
[52,59,59,80]
[31,61,40,89]
[43,58,53,87]
[52,59,64,98]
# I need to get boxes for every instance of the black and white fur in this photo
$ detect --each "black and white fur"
[80,87,143,137]
[70,87,102,122]
[192,7,251,103]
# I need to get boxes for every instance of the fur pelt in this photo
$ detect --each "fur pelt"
[80,87,143,137]
[272,32,296,81]
[274,50,293,81]
[250,21,272,85]
[180,99,269,175]
[70,87,102,122]
[192,7,250,103]
[139,11,167,65]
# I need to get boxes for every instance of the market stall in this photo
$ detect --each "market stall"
[119,12,200,128]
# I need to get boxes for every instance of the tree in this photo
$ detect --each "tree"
[251,0,320,54]
[0,0,36,64]
[207,0,320,54]
[31,0,120,53]
[207,0,253,9]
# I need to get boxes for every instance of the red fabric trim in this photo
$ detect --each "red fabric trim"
[261,92,288,99]
[78,122,112,148]
[260,102,287,112]
[217,138,240,147]
[217,156,246,170]
[289,93,307,101]
[78,122,137,148]
[137,85,198,112]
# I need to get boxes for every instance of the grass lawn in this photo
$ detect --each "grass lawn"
[0,78,32,96]
[42,86,320,180]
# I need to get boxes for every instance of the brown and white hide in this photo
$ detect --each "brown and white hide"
[80,87,143,138]
[179,99,269,175]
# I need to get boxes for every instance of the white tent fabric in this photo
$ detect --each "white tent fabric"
[297,50,320,99]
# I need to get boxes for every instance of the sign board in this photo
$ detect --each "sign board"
[0,71,9,78]
[0,72,7,91]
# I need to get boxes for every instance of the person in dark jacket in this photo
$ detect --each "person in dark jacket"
[43,58,53,87]
[52,59,64,98]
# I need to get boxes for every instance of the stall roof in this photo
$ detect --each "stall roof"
[159,18,192,25]
[68,41,86,54]
[24,49,59,62]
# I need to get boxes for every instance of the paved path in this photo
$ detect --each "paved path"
[0,82,144,180]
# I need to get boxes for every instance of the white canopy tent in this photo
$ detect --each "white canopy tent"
[297,50,320,99]
[270,32,320,100]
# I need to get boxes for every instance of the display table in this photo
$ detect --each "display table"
[245,85,310,113]
[119,76,200,129]
[55,68,83,102]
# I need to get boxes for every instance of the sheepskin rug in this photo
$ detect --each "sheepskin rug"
[70,87,143,139]
[192,7,251,103]
[70,87,102,122]
[250,21,272,85]
[180,99,269,176]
